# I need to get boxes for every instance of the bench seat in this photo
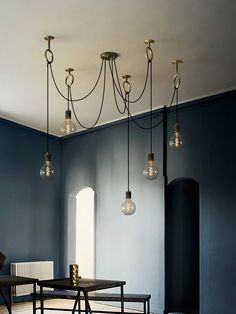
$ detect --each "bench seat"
[32,290,151,314]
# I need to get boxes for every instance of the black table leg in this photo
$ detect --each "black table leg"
[83,291,93,314]
[72,291,80,314]
[32,282,36,314]
[120,285,124,314]
[0,287,12,314]
[40,286,44,314]
[8,286,12,313]
[78,290,81,314]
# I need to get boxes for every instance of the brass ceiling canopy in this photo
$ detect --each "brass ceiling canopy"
[122,74,131,80]
[44,35,55,41]
[172,59,183,64]
[100,52,119,60]
[65,68,74,73]
[144,39,155,45]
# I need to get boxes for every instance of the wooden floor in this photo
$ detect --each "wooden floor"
[0,299,138,314]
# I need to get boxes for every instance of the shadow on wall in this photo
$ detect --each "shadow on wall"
[0,251,6,272]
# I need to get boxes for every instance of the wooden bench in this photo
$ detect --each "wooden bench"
[32,290,151,314]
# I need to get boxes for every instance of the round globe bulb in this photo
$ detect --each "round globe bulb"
[40,153,55,180]
[169,123,184,150]
[60,110,77,135]
[143,153,159,180]
[121,191,136,215]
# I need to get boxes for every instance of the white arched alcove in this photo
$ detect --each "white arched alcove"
[67,187,95,278]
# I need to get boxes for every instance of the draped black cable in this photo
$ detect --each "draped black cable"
[168,88,176,109]
[176,86,179,123]
[110,60,126,114]
[109,60,163,130]
[127,93,130,192]
[174,61,180,123]
[150,60,153,153]
[46,62,49,153]
[70,61,107,129]
[129,86,177,129]
[108,59,150,104]
[45,38,179,135]
[109,52,177,130]
[111,61,126,102]
[49,59,104,102]
[67,85,70,111]
[71,62,176,132]
[115,59,150,104]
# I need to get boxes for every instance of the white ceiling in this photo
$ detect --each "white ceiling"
[0,0,236,136]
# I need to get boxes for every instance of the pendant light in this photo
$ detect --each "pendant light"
[143,40,159,180]
[60,68,77,135]
[169,60,184,150]
[121,75,136,215]
[40,36,56,180]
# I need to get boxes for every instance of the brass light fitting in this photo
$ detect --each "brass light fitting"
[100,52,119,60]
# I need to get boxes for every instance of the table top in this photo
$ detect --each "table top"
[38,278,126,292]
[0,275,38,287]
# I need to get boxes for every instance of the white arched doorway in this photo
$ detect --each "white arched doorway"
[67,187,95,278]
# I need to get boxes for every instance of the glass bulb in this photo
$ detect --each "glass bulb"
[40,153,55,180]
[121,192,136,215]
[60,118,76,135]
[60,110,77,135]
[143,153,159,180]
[169,123,184,150]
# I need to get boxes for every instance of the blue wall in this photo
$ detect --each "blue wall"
[0,90,235,314]
[167,91,236,314]
[60,90,236,314]
[0,120,61,277]
[60,118,165,312]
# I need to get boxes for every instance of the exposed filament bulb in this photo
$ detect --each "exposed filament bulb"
[121,191,136,215]
[169,123,184,149]
[143,153,159,180]
[40,152,56,180]
[60,110,76,135]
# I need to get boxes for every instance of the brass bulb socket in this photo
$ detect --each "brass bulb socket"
[65,110,72,119]
[148,153,154,161]
[174,123,180,133]
[126,191,131,199]
[45,152,51,162]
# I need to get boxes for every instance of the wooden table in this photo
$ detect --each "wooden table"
[0,275,37,314]
[37,278,126,314]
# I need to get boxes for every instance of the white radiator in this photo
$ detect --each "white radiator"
[10,261,54,296]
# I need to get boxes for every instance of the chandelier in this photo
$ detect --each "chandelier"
[40,35,184,214]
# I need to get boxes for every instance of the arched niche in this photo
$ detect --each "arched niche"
[67,186,95,278]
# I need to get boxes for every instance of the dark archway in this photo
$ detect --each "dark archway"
[164,177,199,314]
